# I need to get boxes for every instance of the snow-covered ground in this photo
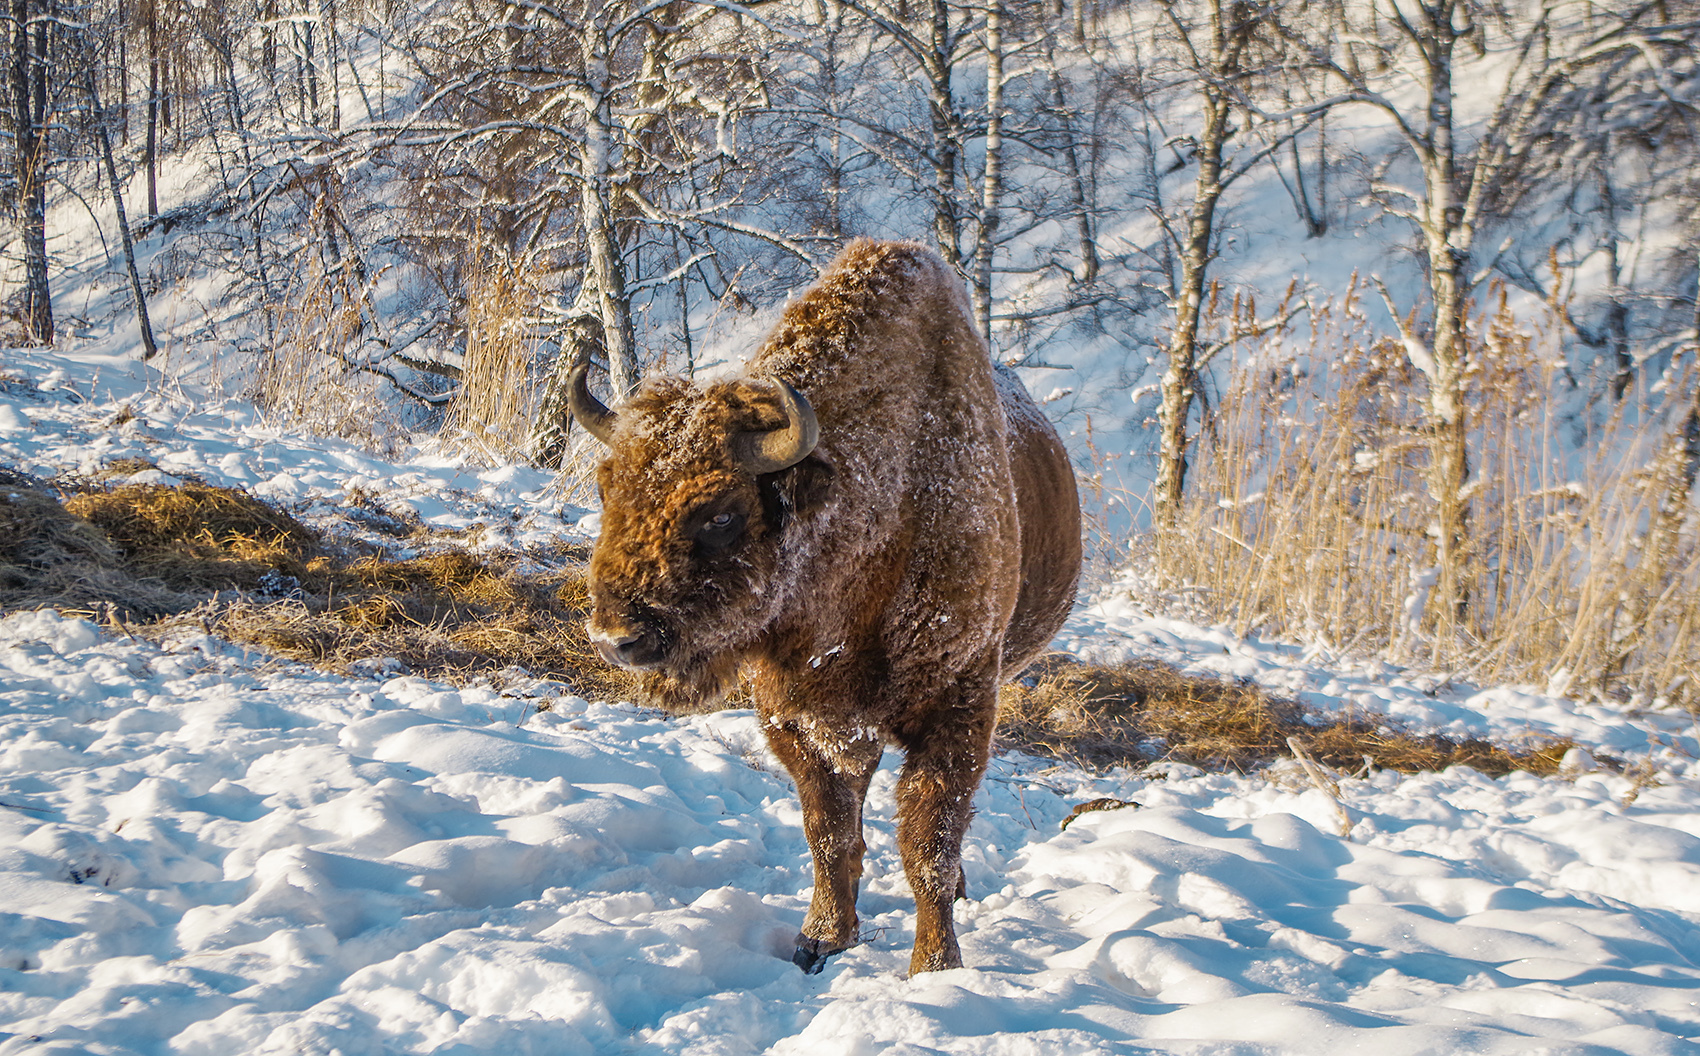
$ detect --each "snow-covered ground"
[4,348,1700,1054]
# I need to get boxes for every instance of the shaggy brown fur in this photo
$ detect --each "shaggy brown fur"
[578,239,1082,975]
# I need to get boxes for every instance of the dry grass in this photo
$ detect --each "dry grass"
[96,456,162,478]
[213,548,629,694]
[0,480,191,619]
[1158,285,1700,711]
[67,482,323,591]
[254,247,410,451]
[444,260,540,462]
[998,655,1579,777]
[2,477,626,696]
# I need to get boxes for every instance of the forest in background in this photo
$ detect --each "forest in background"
[2,0,1699,707]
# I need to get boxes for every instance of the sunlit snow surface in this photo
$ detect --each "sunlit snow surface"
[3,350,1700,1054]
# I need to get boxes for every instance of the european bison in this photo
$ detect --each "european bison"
[570,239,1081,974]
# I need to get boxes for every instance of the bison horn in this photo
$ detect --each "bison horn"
[733,380,819,474]
[567,357,618,446]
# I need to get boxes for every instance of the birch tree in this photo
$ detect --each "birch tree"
[1529,4,1700,398]
[832,0,987,272]
[1034,5,1100,287]
[380,0,779,464]
[7,0,54,344]
[1149,0,1329,533]
[82,35,158,359]
[761,0,878,243]
[1331,0,1694,628]
[972,0,1005,342]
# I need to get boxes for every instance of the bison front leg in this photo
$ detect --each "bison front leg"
[894,689,995,975]
[763,718,883,974]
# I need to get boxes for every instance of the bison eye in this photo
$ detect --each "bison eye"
[695,510,746,552]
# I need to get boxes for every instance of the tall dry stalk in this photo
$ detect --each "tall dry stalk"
[443,254,610,501]
[445,261,537,462]
[1161,284,1700,710]
[1533,385,1700,706]
[257,258,384,440]
[1164,281,1429,657]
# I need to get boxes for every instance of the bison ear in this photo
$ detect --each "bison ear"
[760,450,835,530]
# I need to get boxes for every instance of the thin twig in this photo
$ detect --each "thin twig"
[0,800,57,816]
[1287,736,1355,839]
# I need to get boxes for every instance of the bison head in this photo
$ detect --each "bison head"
[569,360,833,708]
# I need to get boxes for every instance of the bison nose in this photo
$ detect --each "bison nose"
[590,626,667,669]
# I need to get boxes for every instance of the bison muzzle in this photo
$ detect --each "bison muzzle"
[570,239,1081,975]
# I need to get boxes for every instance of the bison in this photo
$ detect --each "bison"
[569,239,1081,975]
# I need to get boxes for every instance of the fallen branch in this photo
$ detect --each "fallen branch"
[1288,736,1356,839]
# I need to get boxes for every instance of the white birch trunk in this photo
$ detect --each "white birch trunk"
[580,19,639,400]
[1154,0,1238,532]
[972,3,1003,345]
[927,0,962,268]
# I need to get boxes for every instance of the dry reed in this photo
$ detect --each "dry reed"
[254,238,407,449]
[1158,283,1699,710]
[445,259,539,461]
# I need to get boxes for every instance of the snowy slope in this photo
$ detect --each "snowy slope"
[4,348,1700,1055]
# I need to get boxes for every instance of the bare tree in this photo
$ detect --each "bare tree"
[795,0,1112,347]
[82,33,158,359]
[373,0,786,464]
[973,0,1006,343]
[756,0,881,244]
[1034,3,1101,287]
[834,0,983,271]
[7,0,53,344]
[1148,0,1332,533]
[1527,4,1700,399]
[1331,0,1695,629]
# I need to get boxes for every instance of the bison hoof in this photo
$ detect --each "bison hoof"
[792,933,851,975]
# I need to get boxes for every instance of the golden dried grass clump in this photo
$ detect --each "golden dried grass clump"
[0,477,1598,766]
[217,544,629,696]
[998,656,1577,778]
[0,482,190,618]
[66,482,323,590]
[2,477,623,696]
[1,483,119,570]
